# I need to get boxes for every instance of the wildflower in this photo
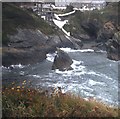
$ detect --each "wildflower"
[22,86,24,89]
[17,86,20,89]
[11,87,14,90]
[12,82,15,85]
[94,106,99,112]
[22,82,25,85]
[28,89,31,92]
[17,89,20,92]
[23,80,26,83]
[29,98,32,101]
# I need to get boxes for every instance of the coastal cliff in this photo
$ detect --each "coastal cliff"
[2,2,120,67]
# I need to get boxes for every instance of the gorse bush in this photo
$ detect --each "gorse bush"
[2,85,119,117]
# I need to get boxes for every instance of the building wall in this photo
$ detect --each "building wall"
[55,0,106,8]
[55,0,67,7]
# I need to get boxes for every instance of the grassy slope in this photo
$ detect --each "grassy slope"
[2,3,54,45]
[2,84,119,117]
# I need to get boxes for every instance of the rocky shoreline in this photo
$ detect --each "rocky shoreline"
[2,3,120,67]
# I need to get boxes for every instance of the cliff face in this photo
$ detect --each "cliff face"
[2,3,54,66]
[2,3,55,46]
[2,29,48,66]
[63,2,119,60]
[2,3,119,67]
[2,3,83,66]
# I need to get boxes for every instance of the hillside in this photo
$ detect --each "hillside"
[63,2,120,60]
[2,3,55,46]
[2,86,119,117]
[64,2,118,37]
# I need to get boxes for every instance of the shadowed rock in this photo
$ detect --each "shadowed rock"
[97,21,116,43]
[81,19,100,39]
[106,31,120,61]
[52,48,73,71]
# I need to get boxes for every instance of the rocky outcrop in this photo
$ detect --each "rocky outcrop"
[81,19,100,39]
[52,48,73,71]
[97,21,116,43]
[2,47,47,67]
[2,29,49,66]
[106,31,120,61]
[2,28,83,67]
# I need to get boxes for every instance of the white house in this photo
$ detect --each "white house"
[55,0,106,9]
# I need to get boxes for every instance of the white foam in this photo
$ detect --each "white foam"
[29,74,41,78]
[2,66,8,69]
[46,53,56,62]
[60,47,94,53]
[95,50,106,53]
[55,59,86,77]
[107,59,120,63]
[82,91,94,97]
[19,71,25,76]
[87,71,113,80]
[79,49,94,52]
[10,64,25,68]
[55,69,73,75]
[71,60,83,68]
[88,79,106,86]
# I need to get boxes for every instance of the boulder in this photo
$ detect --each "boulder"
[52,48,73,71]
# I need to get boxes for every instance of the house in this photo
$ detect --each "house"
[55,0,106,9]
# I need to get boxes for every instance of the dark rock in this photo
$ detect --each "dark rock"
[2,47,47,67]
[97,21,116,43]
[78,34,90,41]
[81,19,100,38]
[106,31,120,61]
[2,28,81,67]
[52,48,73,71]
[2,28,49,66]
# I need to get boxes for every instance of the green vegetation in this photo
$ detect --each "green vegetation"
[2,83,119,117]
[65,5,74,13]
[100,2,118,24]
[64,2,118,36]
[2,3,55,45]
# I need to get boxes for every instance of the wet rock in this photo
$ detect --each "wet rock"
[52,48,73,71]
[2,47,47,67]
